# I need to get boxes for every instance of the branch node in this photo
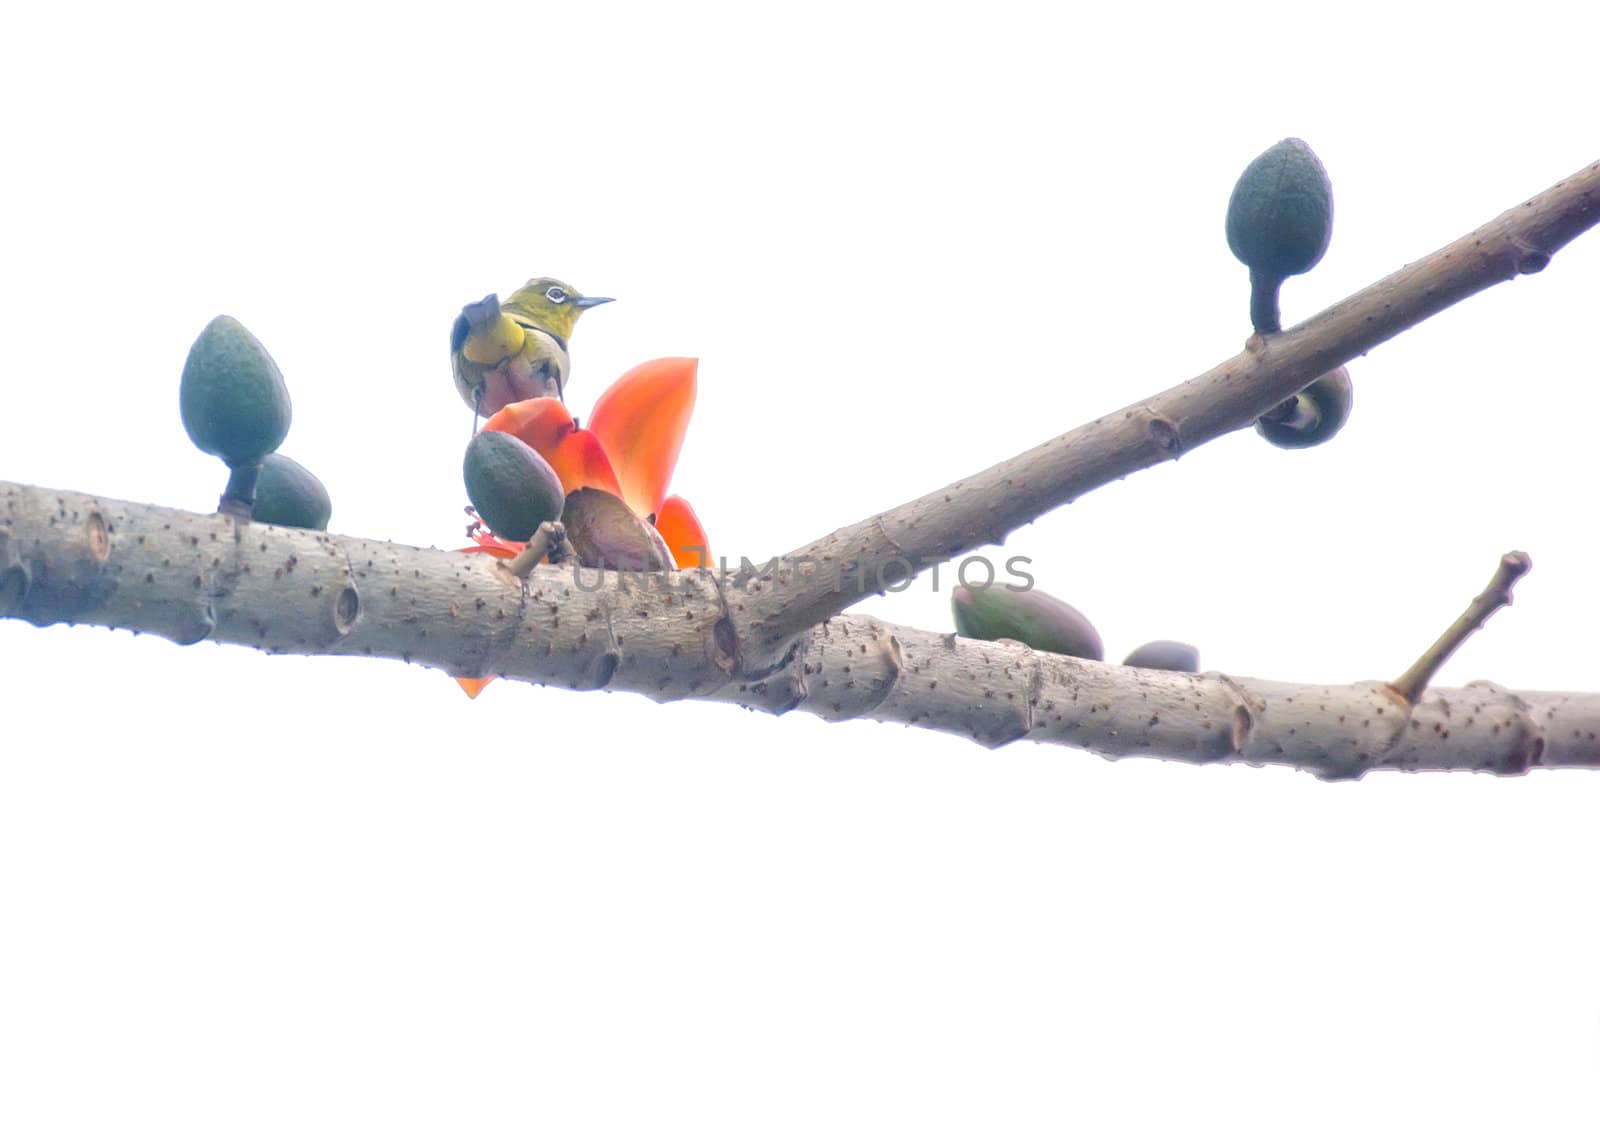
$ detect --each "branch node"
[1512,236,1551,274]
[84,511,111,562]
[1459,680,1547,774]
[1230,703,1254,753]
[713,616,739,673]
[332,585,361,637]
[577,595,622,691]
[172,600,216,646]
[584,650,620,690]
[1146,416,1181,454]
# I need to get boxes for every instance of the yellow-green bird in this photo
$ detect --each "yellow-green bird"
[450,277,613,417]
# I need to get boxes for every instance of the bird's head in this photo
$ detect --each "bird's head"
[502,277,613,341]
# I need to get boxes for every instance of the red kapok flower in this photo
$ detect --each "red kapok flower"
[455,357,712,697]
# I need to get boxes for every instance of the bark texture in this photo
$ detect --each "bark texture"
[3,482,1595,780]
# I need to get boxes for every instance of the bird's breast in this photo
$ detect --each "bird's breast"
[461,325,570,415]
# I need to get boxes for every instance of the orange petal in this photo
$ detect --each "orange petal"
[484,397,574,453]
[483,398,621,498]
[455,676,495,699]
[587,357,697,519]
[654,494,712,570]
[460,540,521,558]
[548,428,623,498]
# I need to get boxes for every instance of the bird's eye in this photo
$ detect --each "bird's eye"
[545,286,569,304]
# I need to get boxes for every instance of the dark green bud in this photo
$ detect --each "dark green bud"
[463,429,565,542]
[180,315,293,468]
[1225,139,1334,333]
[251,453,332,530]
[1256,366,1353,450]
[1122,640,1200,672]
[951,585,1103,661]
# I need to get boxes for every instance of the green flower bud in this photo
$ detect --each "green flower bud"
[951,585,1103,661]
[180,315,292,468]
[463,429,565,542]
[1122,640,1200,672]
[1225,139,1334,333]
[1256,366,1353,450]
[251,453,332,530]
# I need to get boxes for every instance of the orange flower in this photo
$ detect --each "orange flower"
[455,357,712,697]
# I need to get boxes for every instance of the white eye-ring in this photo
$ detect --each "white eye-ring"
[545,285,569,304]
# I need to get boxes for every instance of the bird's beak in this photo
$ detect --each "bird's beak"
[573,295,615,309]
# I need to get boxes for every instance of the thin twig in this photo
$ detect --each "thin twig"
[1390,552,1532,704]
[506,521,567,578]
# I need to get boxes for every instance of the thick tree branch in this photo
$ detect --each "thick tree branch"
[4,482,1595,780]
[727,158,1600,671]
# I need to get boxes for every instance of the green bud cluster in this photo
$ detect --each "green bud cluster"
[179,316,332,527]
[952,587,1202,673]
[1225,140,1355,451]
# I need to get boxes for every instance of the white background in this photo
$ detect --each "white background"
[3,2,1599,1133]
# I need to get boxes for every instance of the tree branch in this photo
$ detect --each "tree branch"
[725,158,1600,671]
[4,482,1595,780]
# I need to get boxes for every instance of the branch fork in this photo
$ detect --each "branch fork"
[5,158,1600,778]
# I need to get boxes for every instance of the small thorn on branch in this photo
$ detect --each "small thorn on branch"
[1390,551,1532,705]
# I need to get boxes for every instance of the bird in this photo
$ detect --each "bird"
[451,277,613,419]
